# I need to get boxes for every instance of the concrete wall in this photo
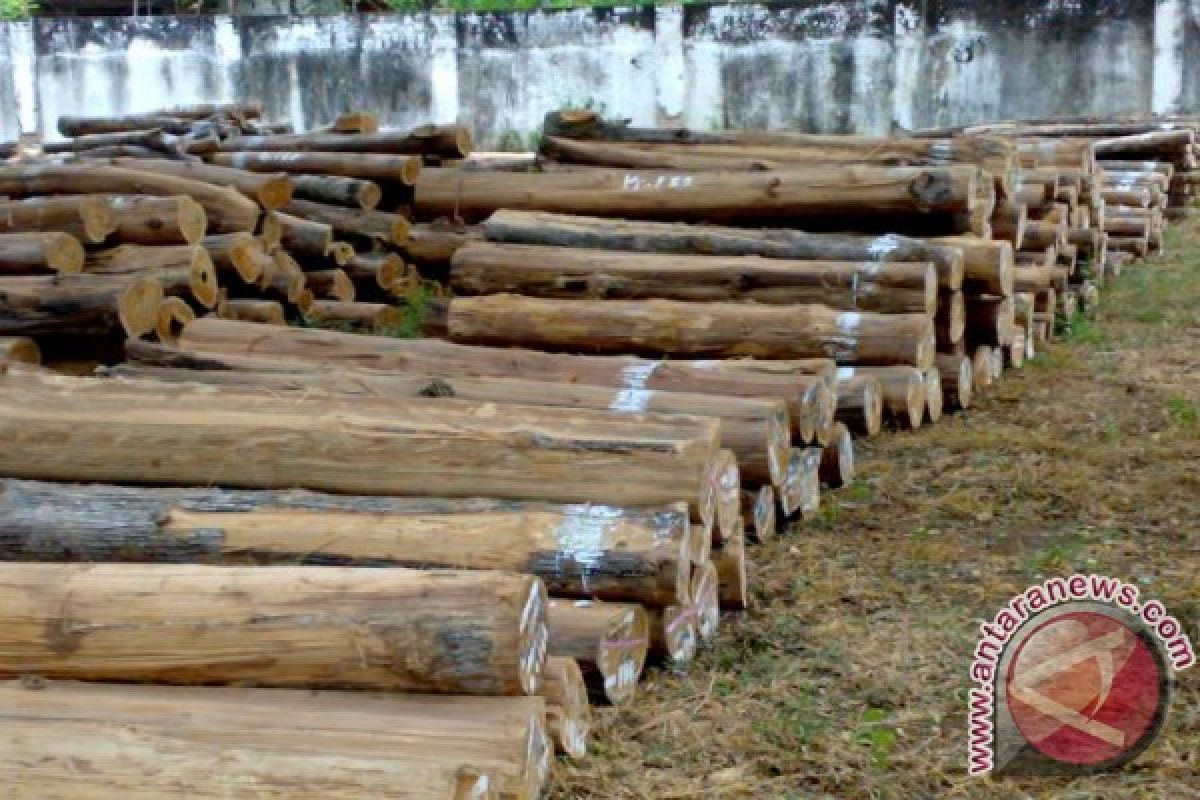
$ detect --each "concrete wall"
[0,2,1194,146]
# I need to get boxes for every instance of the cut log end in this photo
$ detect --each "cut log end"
[327,241,356,266]
[178,197,209,245]
[189,248,219,309]
[218,298,286,326]
[155,296,195,345]
[542,656,591,760]
[0,336,41,366]
[118,276,166,339]
[742,486,776,543]
[690,560,721,643]
[713,534,748,611]
[820,422,854,488]
[923,367,944,424]
[519,579,549,697]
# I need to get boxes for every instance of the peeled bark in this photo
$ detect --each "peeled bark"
[0,681,515,800]
[0,273,162,338]
[282,198,409,245]
[101,194,209,245]
[213,151,422,185]
[291,173,382,209]
[547,599,647,706]
[449,241,936,314]
[483,210,966,291]
[819,422,855,488]
[0,195,116,244]
[416,165,980,224]
[0,232,85,274]
[114,158,294,209]
[220,125,473,159]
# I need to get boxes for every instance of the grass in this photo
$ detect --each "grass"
[550,219,1200,798]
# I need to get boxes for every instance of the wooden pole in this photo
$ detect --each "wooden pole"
[282,198,410,245]
[219,125,473,158]
[547,599,647,706]
[541,656,591,760]
[935,354,973,411]
[114,158,295,210]
[0,232,85,274]
[0,195,116,243]
[819,422,854,488]
[212,151,422,185]
[0,273,161,338]
[834,374,884,436]
[291,173,382,209]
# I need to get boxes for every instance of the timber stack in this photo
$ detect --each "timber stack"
[1,104,1194,798]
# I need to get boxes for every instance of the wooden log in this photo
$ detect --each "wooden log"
[0,478,693,609]
[59,104,261,134]
[819,422,854,488]
[306,300,402,330]
[305,268,357,301]
[99,194,208,245]
[0,195,116,244]
[0,273,162,338]
[923,366,943,424]
[936,290,966,347]
[742,485,777,542]
[933,236,1014,295]
[483,210,966,291]
[0,165,257,234]
[114,158,294,210]
[972,346,995,391]
[168,317,823,441]
[155,296,194,345]
[213,151,422,185]
[935,353,973,411]
[282,198,409,245]
[220,125,473,159]
[0,561,546,695]
[542,657,591,760]
[84,244,219,309]
[647,604,699,667]
[218,298,286,325]
[0,232,85,274]
[834,374,883,436]
[547,599,647,706]
[0,680,515,800]
[0,370,723,529]
[1108,235,1149,258]
[317,111,381,134]
[990,199,1027,248]
[448,241,936,314]
[1006,329,1027,369]
[291,173,382,209]
[0,336,40,365]
[415,165,981,224]
[272,211,334,260]
[779,447,821,518]
[712,532,748,611]
[202,232,268,283]
[445,295,937,367]
[843,366,926,430]
[344,251,407,292]
[689,559,721,640]
[965,295,1016,347]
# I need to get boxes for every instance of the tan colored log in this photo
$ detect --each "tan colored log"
[922,367,943,424]
[283,198,409,245]
[708,448,743,546]
[449,241,936,314]
[291,173,382,209]
[990,200,1027,248]
[542,657,591,760]
[0,680,510,800]
[1023,219,1068,251]
[689,559,721,640]
[202,232,267,283]
[252,251,307,303]
[0,232,84,274]
[483,210,966,291]
[306,300,403,330]
[170,317,822,442]
[84,244,218,309]
[0,336,40,365]
[100,194,208,245]
[647,603,699,667]
[445,295,937,367]
[344,251,407,292]
[819,422,854,488]
[965,295,1016,347]
[936,290,966,346]
[213,151,422,185]
[1108,235,1149,257]
[220,125,473,159]
[305,268,357,301]
[547,599,647,706]
[326,241,356,266]
[935,354,973,411]
[271,211,333,260]
[933,236,1014,295]
[0,273,161,338]
[114,158,293,209]
[415,165,980,224]
[834,374,883,436]
[0,561,546,695]
[712,532,748,611]
[742,485,777,543]
[0,165,256,234]
[779,447,821,518]
[0,369,722,529]
[155,296,194,345]
[843,366,926,430]
[217,298,286,325]
[0,195,116,244]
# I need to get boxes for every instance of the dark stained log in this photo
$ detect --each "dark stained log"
[219,125,473,159]
[281,199,409,245]
[0,273,162,338]
[0,196,116,244]
[290,174,382,209]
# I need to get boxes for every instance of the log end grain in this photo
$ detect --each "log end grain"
[155,296,195,345]
[118,276,166,338]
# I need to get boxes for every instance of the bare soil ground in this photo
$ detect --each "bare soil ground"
[551,221,1200,799]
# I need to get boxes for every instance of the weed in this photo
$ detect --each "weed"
[1165,395,1200,430]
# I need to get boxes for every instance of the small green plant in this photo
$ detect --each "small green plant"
[854,708,898,769]
[0,0,35,19]
[1165,395,1200,430]
[377,283,436,340]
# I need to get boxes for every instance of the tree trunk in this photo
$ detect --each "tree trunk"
[415,166,981,224]
[965,295,1016,347]
[647,603,699,666]
[0,680,544,800]
[547,599,647,706]
[819,423,854,488]
[542,656,591,760]
[936,289,966,346]
[291,173,382,209]
[712,532,748,611]
[114,158,294,210]
[219,125,473,159]
[0,561,546,695]
[344,252,407,293]
[305,300,403,330]
[0,195,116,244]
[445,294,937,367]
[97,194,209,245]
[202,233,268,283]
[0,232,85,274]
[282,198,409,245]
[0,165,257,234]
[0,273,162,337]
[482,210,965,290]
[0,370,722,529]
[212,152,421,185]
[449,241,936,314]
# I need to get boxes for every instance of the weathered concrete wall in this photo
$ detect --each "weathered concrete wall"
[0,2,1194,146]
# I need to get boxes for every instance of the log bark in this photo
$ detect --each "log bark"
[819,422,855,488]
[282,198,409,245]
[218,298,286,325]
[0,561,546,695]
[0,336,40,365]
[291,173,382,209]
[484,210,965,290]
[0,681,513,800]
[0,369,723,529]
[0,195,116,243]
[445,294,937,367]
[547,599,647,706]
[935,354,973,411]
[59,104,261,135]
[0,232,85,274]
[344,252,407,292]
[85,244,219,309]
[449,241,936,314]
[842,366,926,430]
[100,194,209,245]
[0,478,692,609]
[213,151,422,185]
[0,273,162,337]
[114,158,294,210]
[0,165,256,234]
[542,657,591,760]
[155,296,195,345]
[219,125,473,159]
[834,374,884,436]
[415,166,980,224]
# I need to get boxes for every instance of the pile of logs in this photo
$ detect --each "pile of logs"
[0,105,1194,798]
